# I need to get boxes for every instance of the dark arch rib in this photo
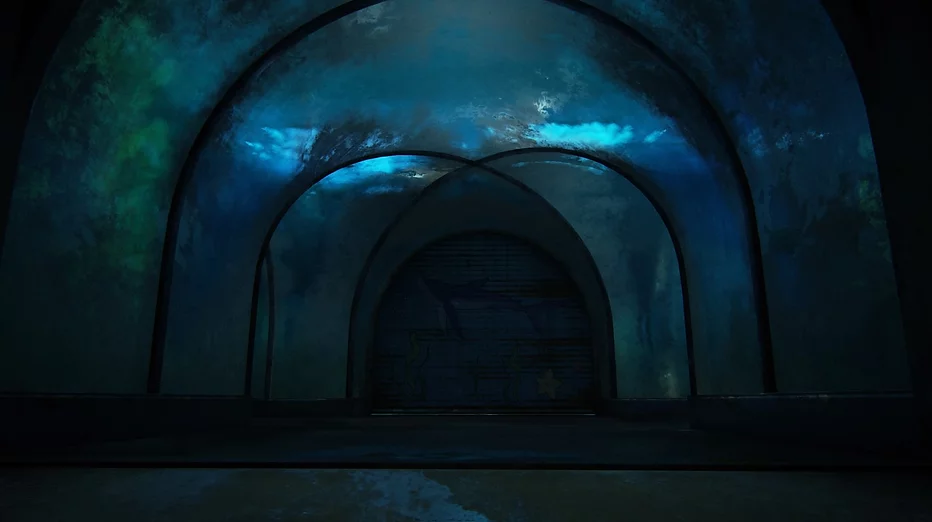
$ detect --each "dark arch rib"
[147,0,386,394]
[541,1,774,393]
[243,247,276,399]
[246,148,694,402]
[262,250,276,400]
[150,0,774,394]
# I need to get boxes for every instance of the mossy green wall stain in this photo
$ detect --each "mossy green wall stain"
[1,0,324,392]
[19,1,170,281]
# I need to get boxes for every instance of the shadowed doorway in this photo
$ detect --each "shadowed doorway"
[372,231,597,413]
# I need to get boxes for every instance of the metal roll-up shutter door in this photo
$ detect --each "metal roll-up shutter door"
[372,232,596,413]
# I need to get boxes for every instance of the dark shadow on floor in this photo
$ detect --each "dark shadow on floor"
[3,416,929,470]
[2,467,932,522]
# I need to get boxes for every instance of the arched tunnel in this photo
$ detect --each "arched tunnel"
[1,0,931,519]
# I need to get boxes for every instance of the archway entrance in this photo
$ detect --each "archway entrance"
[372,231,597,413]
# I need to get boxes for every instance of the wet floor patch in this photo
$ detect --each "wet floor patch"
[1,468,931,521]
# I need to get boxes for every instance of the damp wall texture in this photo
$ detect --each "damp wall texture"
[604,0,906,392]
[269,163,686,400]
[0,0,906,395]
[491,155,688,397]
[264,157,466,399]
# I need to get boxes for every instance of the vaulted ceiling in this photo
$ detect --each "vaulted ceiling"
[0,0,907,397]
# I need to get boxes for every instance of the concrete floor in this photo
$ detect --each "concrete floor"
[7,416,927,468]
[2,468,932,521]
[4,417,932,520]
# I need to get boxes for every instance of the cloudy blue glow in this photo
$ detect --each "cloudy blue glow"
[525,122,636,148]
[241,126,415,176]
[644,129,667,143]
[309,155,435,198]
[512,159,607,176]
[450,119,488,152]
[241,126,320,174]
[363,183,407,195]
[322,155,425,187]
[215,0,734,207]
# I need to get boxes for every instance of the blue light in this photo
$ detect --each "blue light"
[240,126,320,175]
[511,159,607,176]
[363,184,407,195]
[319,155,428,194]
[525,122,636,148]
[643,129,668,143]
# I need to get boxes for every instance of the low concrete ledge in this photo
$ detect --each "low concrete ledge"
[252,398,362,418]
[597,398,689,422]
[0,394,252,449]
[691,393,924,452]
[2,393,924,457]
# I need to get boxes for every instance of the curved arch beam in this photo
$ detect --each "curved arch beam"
[148,0,386,393]
[244,246,276,399]
[245,148,697,400]
[270,158,620,403]
[150,0,773,394]
[263,247,277,400]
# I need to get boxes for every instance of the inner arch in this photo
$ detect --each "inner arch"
[372,231,596,413]
[258,150,697,405]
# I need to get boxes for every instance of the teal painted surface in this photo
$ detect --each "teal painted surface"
[1,0,905,395]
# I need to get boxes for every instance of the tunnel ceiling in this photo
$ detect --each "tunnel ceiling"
[0,0,907,395]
